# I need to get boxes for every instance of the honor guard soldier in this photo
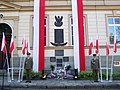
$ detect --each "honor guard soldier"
[24,52,33,83]
[91,54,99,82]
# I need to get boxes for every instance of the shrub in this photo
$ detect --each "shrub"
[78,71,93,80]
[31,71,42,79]
[50,65,55,71]
[78,71,120,80]
[23,71,42,80]
[113,73,120,80]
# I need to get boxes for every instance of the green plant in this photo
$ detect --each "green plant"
[78,71,93,80]
[78,71,120,80]
[67,65,71,70]
[31,71,42,79]
[23,70,26,80]
[113,73,120,80]
[24,71,42,80]
[50,65,55,71]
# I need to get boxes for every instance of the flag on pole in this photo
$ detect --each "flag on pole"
[72,0,85,72]
[26,41,31,54]
[113,35,117,53]
[1,33,6,54]
[9,35,14,54]
[26,42,28,54]
[33,0,45,72]
[95,36,99,54]
[89,41,93,55]
[106,41,109,55]
[22,36,26,55]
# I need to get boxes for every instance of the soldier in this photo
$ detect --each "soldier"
[24,52,33,83]
[91,54,99,82]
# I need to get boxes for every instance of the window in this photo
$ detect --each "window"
[70,16,74,45]
[32,17,34,47]
[44,17,48,46]
[70,16,86,46]
[84,16,86,46]
[32,16,48,46]
[108,17,120,44]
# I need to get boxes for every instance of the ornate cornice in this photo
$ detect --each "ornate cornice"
[0,1,21,11]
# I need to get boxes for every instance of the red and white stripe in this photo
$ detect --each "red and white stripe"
[9,35,14,54]
[113,35,117,53]
[89,41,93,55]
[22,35,26,55]
[72,0,85,72]
[95,36,99,54]
[33,0,45,72]
[106,38,109,55]
[26,41,31,54]
[1,33,6,54]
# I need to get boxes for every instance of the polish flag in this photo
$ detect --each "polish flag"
[26,41,31,54]
[33,0,45,72]
[89,41,93,55]
[22,37,26,55]
[9,35,14,54]
[106,41,109,55]
[26,42,28,54]
[113,35,117,53]
[1,33,6,54]
[72,0,85,72]
[95,36,99,54]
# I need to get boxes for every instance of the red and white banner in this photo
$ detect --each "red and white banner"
[106,41,109,55]
[22,36,26,55]
[9,35,14,54]
[95,36,99,54]
[113,35,117,53]
[1,33,6,54]
[33,0,45,72]
[72,0,85,72]
[89,41,93,55]
[26,41,31,54]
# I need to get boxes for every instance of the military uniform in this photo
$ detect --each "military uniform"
[91,54,99,82]
[24,55,33,83]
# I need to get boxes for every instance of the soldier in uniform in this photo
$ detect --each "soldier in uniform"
[91,54,99,82]
[24,52,33,83]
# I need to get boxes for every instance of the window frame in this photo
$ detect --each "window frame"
[44,16,49,46]
[108,17,120,45]
[69,15,87,46]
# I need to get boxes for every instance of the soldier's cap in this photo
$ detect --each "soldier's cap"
[93,54,96,56]
[27,52,31,55]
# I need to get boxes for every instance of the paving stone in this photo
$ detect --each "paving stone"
[0,80,120,90]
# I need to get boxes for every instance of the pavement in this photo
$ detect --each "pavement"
[0,79,120,90]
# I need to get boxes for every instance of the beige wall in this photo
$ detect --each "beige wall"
[1,0,120,57]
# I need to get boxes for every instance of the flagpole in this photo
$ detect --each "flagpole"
[110,55,113,81]
[18,54,22,82]
[91,37,94,55]
[21,57,25,81]
[99,54,102,82]
[11,52,14,80]
[5,46,11,82]
[1,56,7,90]
[20,34,27,81]
[106,37,109,81]
[106,55,108,80]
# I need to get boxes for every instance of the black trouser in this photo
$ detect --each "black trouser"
[26,69,31,81]
[92,69,98,81]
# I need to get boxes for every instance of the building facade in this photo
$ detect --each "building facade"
[0,0,120,72]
